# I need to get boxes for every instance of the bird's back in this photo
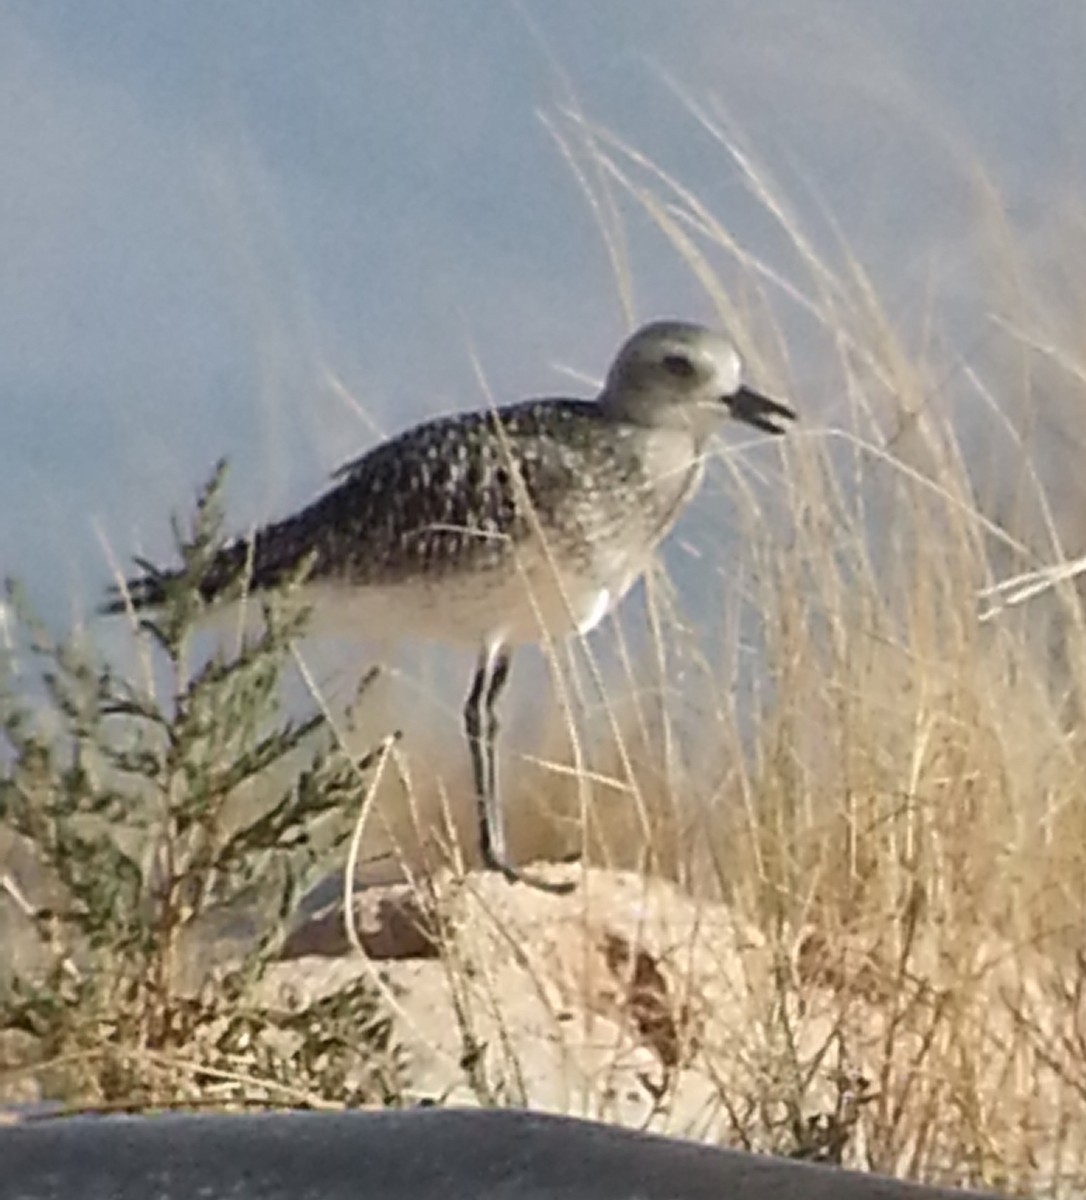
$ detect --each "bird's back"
[107,396,706,645]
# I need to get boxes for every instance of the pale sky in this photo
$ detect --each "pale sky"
[3,1,1085,629]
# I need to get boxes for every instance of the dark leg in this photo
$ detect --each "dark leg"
[463,645,574,895]
[464,649,501,860]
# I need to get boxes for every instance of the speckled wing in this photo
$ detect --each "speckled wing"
[105,400,605,613]
[316,399,630,585]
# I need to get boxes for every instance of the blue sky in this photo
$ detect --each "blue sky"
[3,1,1085,633]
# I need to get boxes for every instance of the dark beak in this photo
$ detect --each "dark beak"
[725,385,796,435]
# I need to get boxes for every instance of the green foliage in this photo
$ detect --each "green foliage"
[0,465,405,1109]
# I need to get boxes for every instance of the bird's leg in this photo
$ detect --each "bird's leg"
[463,646,575,895]
[464,647,504,864]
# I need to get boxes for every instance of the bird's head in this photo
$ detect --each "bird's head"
[601,320,795,441]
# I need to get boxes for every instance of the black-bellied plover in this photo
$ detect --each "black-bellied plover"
[105,321,795,893]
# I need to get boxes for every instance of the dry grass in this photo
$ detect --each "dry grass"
[452,111,1086,1193]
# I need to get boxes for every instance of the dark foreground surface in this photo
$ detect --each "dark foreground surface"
[0,1107,1005,1200]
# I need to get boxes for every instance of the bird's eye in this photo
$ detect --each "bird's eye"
[662,353,696,379]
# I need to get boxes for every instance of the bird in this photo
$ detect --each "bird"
[104,320,795,894]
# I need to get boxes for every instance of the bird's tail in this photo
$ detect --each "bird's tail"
[101,558,172,615]
[100,541,253,617]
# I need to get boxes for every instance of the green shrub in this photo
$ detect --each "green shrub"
[0,465,405,1109]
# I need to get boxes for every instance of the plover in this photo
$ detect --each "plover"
[105,321,795,893]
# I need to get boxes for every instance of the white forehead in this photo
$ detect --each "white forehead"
[617,320,743,387]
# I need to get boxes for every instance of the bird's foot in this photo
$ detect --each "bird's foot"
[488,855,578,896]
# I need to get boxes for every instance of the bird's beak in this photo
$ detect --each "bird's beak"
[725,385,796,435]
